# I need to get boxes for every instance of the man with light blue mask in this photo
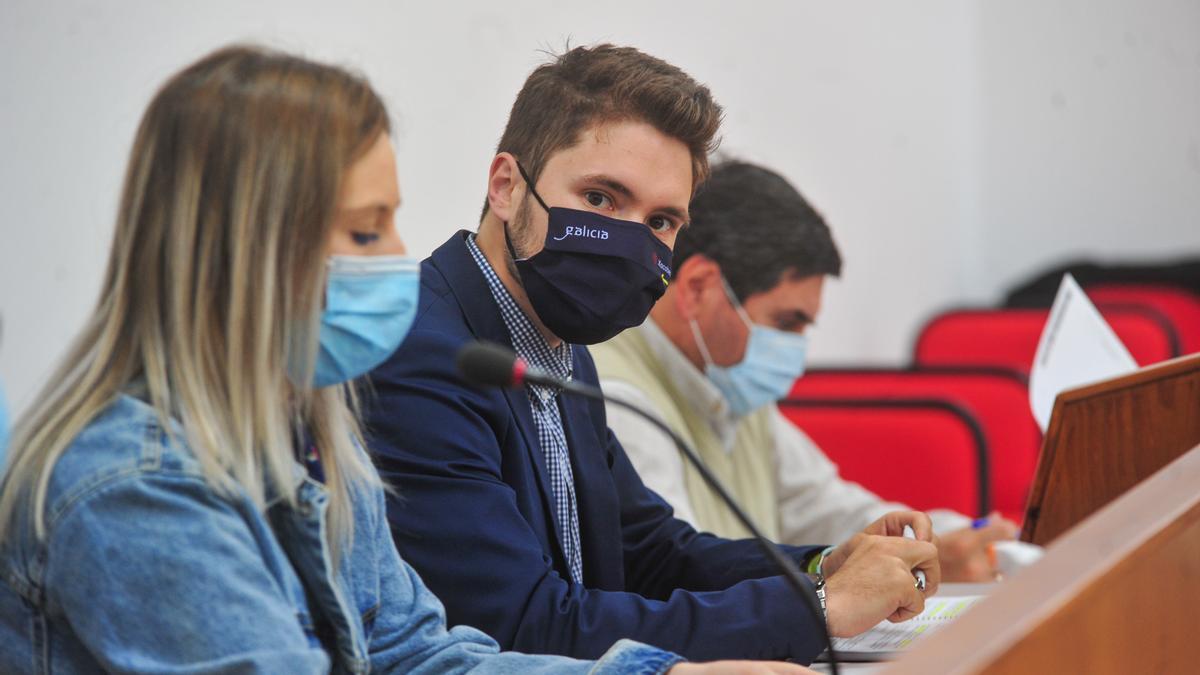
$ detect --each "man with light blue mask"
[592,159,1020,582]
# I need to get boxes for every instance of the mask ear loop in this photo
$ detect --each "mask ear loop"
[502,160,552,264]
[718,275,756,331]
[687,316,719,371]
[514,160,552,213]
[690,274,754,370]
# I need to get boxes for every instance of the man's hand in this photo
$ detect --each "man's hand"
[819,511,936,577]
[818,511,941,638]
[668,662,816,674]
[937,516,1019,582]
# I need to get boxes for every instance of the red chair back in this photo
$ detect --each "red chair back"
[790,369,1036,521]
[913,307,1177,375]
[1086,284,1200,355]
[777,399,989,517]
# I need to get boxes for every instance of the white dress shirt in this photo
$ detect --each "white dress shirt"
[601,320,971,545]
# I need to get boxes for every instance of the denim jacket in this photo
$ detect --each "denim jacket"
[0,394,684,674]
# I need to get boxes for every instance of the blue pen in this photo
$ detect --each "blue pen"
[972,517,989,530]
[902,525,927,592]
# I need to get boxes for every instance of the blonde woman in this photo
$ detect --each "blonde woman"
[0,46,812,675]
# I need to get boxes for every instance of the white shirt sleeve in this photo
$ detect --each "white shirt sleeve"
[600,379,701,527]
[772,406,905,545]
[928,509,973,533]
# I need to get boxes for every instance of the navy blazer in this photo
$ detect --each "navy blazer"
[364,232,827,662]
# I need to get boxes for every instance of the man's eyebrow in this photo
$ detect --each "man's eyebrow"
[781,309,816,326]
[661,205,690,224]
[580,174,690,223]
[581,174,635,200]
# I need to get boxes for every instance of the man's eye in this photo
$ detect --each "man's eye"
[351,232,380,246]
[584,191,611,209]
[647,216,674,233]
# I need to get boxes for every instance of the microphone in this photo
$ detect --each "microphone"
[456,340,840,671]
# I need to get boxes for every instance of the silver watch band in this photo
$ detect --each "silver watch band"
[814,576,828,625]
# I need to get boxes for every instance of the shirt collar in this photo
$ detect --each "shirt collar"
[465,233,573,404]
[637,318,740,450]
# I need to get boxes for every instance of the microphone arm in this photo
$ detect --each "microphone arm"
[524,369,841,671]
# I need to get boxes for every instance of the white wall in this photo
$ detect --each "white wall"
[976,0,1200,291]
[1,0,1198,414]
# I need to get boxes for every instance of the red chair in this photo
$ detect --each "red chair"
[913,307,1178,376]
[777,399,990,517]
[789,368,1036,522]
[1086,284,1200,355]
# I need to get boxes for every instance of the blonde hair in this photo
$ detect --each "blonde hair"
[0,46,389,558]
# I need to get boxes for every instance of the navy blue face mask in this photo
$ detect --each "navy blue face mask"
[506,163,674,345]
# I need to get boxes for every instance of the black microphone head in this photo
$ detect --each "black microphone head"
[456,340,524,388]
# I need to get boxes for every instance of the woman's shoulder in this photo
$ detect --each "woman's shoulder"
[45,394,205,523]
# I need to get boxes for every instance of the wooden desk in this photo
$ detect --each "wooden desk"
[880,443,1200,675]
[1022,353,1200,546]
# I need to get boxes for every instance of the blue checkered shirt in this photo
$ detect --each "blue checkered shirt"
[466,234,584,585]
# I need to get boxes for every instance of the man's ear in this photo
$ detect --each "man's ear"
[486,153,524,222]
[674,255,722,320]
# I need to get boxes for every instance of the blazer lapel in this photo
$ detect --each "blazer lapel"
[429,231,569,566]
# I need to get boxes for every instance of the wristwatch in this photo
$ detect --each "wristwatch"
[812,575,828,625]
[808,545,835,626]
[804,546,835,626]
[815,545,836,577]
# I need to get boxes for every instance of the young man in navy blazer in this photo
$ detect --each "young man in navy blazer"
[364,44,941,664]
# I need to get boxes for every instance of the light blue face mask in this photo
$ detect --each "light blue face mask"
[689,278,809,417]
[301,255,421,388]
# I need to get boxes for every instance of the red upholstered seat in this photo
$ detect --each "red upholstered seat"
[789,369,1036,521]
[913,307,1178,376]
[1086,284,1200,355]
[777,399,988,517]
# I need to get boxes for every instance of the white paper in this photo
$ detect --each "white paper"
[830,595,983,655]
[1028,274,1137,431]
[992,540,1044,578]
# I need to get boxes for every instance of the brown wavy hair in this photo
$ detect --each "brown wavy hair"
[0,45,389,560]
[483,43,723,219]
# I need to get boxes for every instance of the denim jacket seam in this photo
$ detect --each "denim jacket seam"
[43,416,185,532]
[591,639,685,674]
[10,468,216,612]
[43,461,208,536]
[360,602,380,624]
[44,465,142,534]
[0,561,40,608]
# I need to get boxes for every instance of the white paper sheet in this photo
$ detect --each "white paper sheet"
[829,595,983,657]
[1028,274,1137,431]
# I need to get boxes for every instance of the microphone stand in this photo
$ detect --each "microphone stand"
[541,376,841,672]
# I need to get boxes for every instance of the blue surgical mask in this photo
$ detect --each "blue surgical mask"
[689,278,809,417]
[301,255,420,388]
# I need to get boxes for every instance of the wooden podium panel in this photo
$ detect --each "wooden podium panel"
[1022,353,1200,546]
[880,444,1200,675]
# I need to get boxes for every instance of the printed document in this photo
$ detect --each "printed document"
[1028,274,1137,431]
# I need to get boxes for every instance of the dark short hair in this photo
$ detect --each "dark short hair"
[674,160,842,300]
[483,44,723,219]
